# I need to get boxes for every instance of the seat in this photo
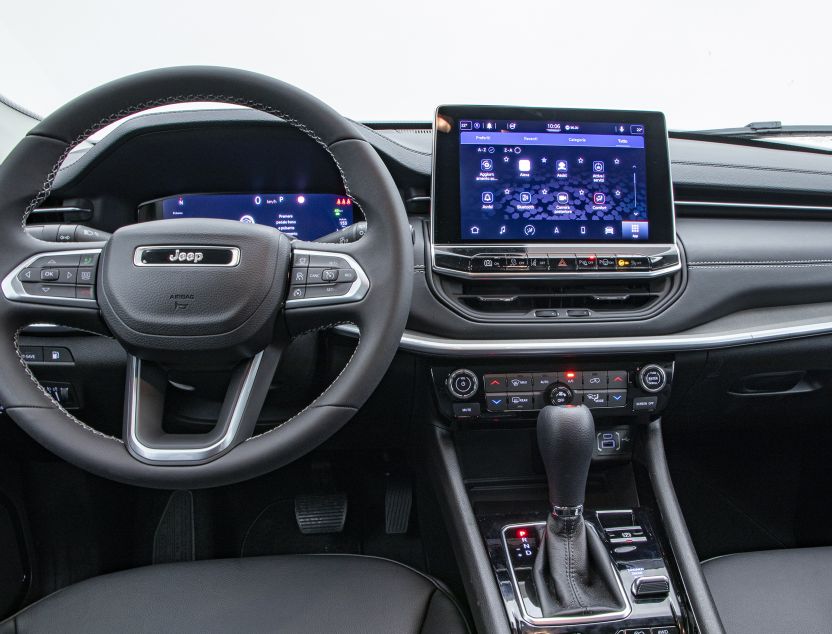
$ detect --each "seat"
[0,554,469,634]
[702,546,832,634]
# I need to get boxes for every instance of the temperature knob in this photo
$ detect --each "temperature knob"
[446,369,479,400]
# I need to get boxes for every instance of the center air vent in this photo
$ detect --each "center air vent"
[430,273,683,322]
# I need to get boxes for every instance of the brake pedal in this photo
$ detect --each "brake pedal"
[294,493,348,534]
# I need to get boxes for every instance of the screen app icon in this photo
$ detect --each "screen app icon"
[518,159,531,172]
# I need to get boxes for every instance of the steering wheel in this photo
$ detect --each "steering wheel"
[0,67,413,489]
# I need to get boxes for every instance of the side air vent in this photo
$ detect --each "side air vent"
[430,273,683,322]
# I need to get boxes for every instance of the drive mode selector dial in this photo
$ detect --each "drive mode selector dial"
[547,382,574,406]
[446,369,479,400]
[638,364,667,393]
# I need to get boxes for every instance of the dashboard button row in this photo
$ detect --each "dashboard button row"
[484,371,628,393]
[471,254,650,273]
[486,390,628,412]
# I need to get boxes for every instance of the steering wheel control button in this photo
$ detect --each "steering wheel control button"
[446,369,478,400]
[483,374,507,392]
[58,268,77,284]
[79,253,98,267]
[506,374,533,391]
[321,269,339,282]
[452,402,480,418]
[77,267,96,284]
[293,252,311,267]
[33,253,81,267]
[289,286,306,299]
[338,268,357,282]
[547,383,574,406]
[304,283,352,298]
[291,268,307,284]
[17,268,38,282]
[633,396,658,412]
[638,365,667,393]
[76,286,95,300]
[308,254,349,269]
[40,268,60,281]
[22,283,76,298]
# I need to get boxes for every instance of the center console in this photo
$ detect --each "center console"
[426,106,693,633]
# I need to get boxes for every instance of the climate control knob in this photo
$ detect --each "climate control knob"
[446,369,479,400]
[547,382,574,406]
[638,364,667,393]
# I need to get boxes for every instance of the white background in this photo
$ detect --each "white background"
[1,0,829,130]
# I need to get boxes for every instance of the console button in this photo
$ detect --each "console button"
[576,255,597,270]
[651,627,680,634]
[40,268,59,281]
[485,394,507,412]
[507,393,534,410]
[473,256,504,272]
[533,373,557,390]
[583,391,608,408]
[597,256,617,270]
[453,402,480,418]
[622,628,651,634]
[504,255,528,269]
[633,396,658,412]
[548,384,574,406]
[559,371,581,388]
[304,283,352,298]
[506,374,533,391]
[632,575,670,598]
[483,374,506,392]
[33,253,81,267]
[534,309,558,318]
[638,365,667,393]
[566,309,591,317]
[549,255,577,271]
[44,347,73,363]
[607,370,628,387]
[583,370,606,388]
[22,283,75,298]
[608,390,627,407]
[528,256,549,271]
[616,256,650,271]
[19,346,43,362]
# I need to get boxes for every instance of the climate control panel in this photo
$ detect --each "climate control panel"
[432,361,673,423]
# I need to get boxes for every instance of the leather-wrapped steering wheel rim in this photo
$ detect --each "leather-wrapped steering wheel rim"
[0,66,413,489]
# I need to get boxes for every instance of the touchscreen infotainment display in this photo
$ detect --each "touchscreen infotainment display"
[432,107,674,245]
[459,120,647,241]
[156,193,354,240]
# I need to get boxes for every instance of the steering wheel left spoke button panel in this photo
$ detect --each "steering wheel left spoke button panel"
[285,248,368,308]
[2,248,102,306]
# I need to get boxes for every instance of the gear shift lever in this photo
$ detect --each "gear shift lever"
[533,405,625,618]
[537,404,595,518]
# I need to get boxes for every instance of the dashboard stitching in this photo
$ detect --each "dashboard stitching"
[20,94,356,229]
[350,121,433,156]
[12,327,123,443]
[246,321,358,441]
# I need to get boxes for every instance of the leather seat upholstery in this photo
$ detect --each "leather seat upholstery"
[0,554,469,634]
[702,546,832,634]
